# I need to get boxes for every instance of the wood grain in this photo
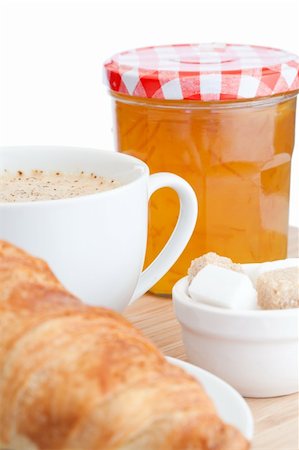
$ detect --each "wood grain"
[125,227,299,450]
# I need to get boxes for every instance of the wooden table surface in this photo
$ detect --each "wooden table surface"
[125,227,299,450]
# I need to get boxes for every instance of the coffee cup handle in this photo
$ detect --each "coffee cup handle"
[131,172,198,302]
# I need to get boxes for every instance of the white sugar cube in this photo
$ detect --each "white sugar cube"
[243,258,299,285]
[188,264,257,310]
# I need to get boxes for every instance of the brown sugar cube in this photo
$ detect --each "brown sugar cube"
[188,252,242,283]
[257,267,299,310]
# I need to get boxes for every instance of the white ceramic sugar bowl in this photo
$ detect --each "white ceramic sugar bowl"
[173,271,298,398]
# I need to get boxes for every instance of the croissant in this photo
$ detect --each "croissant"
[0,241,249,450]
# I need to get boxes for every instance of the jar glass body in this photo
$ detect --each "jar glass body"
[110,92,297,295]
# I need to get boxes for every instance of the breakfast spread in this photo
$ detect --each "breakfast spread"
[0,241,249,450]
[105,43,299,295]
[0,40,298,449]
[187,252,299,310]
[0,169,119,202]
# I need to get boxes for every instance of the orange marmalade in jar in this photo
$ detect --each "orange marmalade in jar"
[104,44,299,295]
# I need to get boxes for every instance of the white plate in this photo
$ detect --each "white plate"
[166,356,254,440]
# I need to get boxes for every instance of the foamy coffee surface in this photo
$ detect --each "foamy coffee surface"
[0,170,120,203]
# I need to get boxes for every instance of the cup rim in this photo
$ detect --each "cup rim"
[0,146,149,207]
[173,276,298,318]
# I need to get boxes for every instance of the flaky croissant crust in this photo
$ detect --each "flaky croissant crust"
[0,241,249,450]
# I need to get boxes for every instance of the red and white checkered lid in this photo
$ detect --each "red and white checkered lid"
[104,43,299,101]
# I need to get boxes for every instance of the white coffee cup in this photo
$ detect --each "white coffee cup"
[0,146,197,311]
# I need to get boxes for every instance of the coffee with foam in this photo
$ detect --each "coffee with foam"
[0,170,120,203]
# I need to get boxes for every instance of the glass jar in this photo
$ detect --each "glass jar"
[104,44,299,295]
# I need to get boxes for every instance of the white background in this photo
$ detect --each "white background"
[0,0,298,226]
